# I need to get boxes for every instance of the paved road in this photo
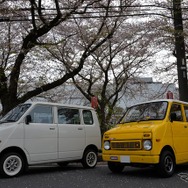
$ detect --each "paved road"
[0,162,188,188]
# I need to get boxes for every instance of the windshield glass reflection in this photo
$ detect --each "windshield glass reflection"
[123,101,168,123]
[0,104,31,123]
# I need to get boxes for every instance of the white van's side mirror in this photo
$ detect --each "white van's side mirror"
[25,115,32,124]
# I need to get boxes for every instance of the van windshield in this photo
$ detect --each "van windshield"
[123,101,168,123]
[0,104,31,123]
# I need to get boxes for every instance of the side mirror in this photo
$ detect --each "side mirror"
[25,115,32,125]
[170,112,176,122]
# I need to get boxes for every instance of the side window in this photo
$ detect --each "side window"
[30,105,53,123]
[58,108,80,124]
[83,110,94,125]
[184,105,188,122]
[170,104,183,121]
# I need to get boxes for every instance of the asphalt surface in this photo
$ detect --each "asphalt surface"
[0,162,188,188]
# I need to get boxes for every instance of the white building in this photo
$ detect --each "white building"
[117,77,178,109]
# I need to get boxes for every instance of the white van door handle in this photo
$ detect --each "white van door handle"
[78,127,83,130]
[49,127,55,130]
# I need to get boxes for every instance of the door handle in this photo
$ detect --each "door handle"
[184,126,187,128]
[49,127,55,130]
[78,127,83,130]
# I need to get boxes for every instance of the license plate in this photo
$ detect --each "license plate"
[110,156,118,160]
[120,156,130,163]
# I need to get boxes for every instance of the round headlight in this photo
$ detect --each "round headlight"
[104,141,110,150]
[143,140,152,150]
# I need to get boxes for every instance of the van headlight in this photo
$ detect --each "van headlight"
[104,141,111,150]
[143,140,152,150]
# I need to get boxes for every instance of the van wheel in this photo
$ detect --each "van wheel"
[0,152,25,178]
[157,150,175,178]
[82,149,97,168]
[108,162,124,173]
[57,162,69,168]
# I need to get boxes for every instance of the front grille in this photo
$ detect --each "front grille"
[111,141,141,150]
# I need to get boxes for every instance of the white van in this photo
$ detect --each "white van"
[0,102,101,177]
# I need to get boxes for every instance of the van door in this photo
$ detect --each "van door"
[170,103,188,162]
[57,107,85,159]
[182,105,188,160]
[24,105,58,162]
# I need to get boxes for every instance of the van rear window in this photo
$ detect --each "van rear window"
[83,110,93,125]
[58,108,80,124]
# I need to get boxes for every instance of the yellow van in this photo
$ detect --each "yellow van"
[102,99,188,177]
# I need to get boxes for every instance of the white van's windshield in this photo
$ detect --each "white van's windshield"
[123,101,168,123]
[0,104,31,123]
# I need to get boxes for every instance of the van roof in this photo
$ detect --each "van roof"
[129,99,188,107]
[24,101,94,110]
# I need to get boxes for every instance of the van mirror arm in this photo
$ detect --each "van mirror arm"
[25,115,32,125]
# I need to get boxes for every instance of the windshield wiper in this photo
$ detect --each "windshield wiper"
[0,121,8,124]
[6,120,16,122]
[0,120,16,124]
[119,120,136,123]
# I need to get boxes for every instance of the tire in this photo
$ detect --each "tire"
[82,149,98,168]
[57,162,69,168]
[0,152,25,178]
[108,161,124,173]
[157,150,175,178]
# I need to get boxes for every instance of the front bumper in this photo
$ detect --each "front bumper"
[102,154,159,164]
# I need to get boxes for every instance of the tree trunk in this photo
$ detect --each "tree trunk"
[173,0,188,101]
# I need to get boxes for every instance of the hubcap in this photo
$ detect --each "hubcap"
[86,152,97,167]
[164,155,173,172]
[3,155,22,176]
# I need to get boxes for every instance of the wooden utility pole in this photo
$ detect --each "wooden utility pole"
[173,0,188,101]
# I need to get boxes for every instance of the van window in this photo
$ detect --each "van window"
[184,105,188,121]
[0,104,31,122]
[170,104,183,121]
[58,108,80,124]
[83,110,93,125]
[124,101,167,123]
[30,105,53,123]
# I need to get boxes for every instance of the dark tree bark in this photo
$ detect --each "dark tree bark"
[0,0,88,115]
[0,0,118,115]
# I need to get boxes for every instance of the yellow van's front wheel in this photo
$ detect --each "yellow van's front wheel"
[157,150,175,178]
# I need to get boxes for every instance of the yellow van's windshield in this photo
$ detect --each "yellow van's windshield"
[123,101,168,123]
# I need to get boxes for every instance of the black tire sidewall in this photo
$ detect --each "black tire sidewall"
[82,149,97,169]
[158,150,175,178]
[0,152,25,178]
